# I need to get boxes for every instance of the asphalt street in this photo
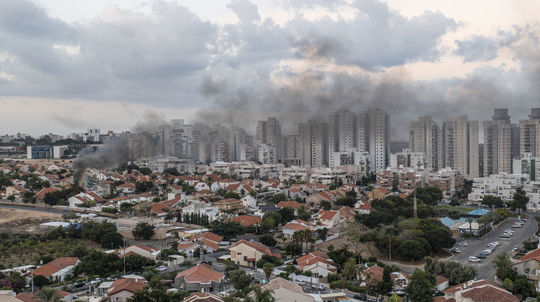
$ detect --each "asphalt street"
[451,215,538,280]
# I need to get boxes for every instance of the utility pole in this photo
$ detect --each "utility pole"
[123,239,126,276]
[388,234,392,263]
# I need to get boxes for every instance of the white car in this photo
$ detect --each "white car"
[458,242,468,247]
[469,256,481,263]
[156,265,167,272]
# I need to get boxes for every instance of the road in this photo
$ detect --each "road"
[0,203,67,214]
[452,215,538,280]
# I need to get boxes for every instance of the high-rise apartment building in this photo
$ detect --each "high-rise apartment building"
[282,135,302,166]
[299,119,328,167]
[256,117,282,161]
[170,119,194,159]
[368,109,390,172]
[454,116,479,178]
[483,109,520,176]
[409,116,441,170]
[520,108,540,157]
[329,110,356,153]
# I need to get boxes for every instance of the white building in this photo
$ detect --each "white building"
[468,173,529,202]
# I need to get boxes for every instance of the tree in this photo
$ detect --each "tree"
[262,212,282,232]
[494,252,512,280]
[251,287,276,302]
[33,275,50,288]
[100,232,124,249]
[406,269,435,302]
[210,221,245,240]
[512,187,529,215]
[316,227,329,242]
[37,287,60,302]
[263,263,274,281]
[259,234,276,247]
[296,206,311,221]
[224,191,241,199]
[268,193,287,204]
[278,207,295,223]
[378,265,394,295]
[228,269,253,291]
[127,279,188,302]
[132,222,155,240]
[398,240,425,262]
[389,294,401,302]
[342,258,358,281]
[320,200,332,211]
[482,195,504,208]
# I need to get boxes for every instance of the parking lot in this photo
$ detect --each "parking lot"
[451,215,538,280]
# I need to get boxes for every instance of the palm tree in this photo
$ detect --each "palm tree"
[37,287,60,302]
[252,287,276,302]
[263,263,274,282]
[493,252,512,279]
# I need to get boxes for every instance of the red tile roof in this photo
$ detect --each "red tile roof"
[229,215,262,226]
[443,280,489,294]
[33,257,79,277]
[363,265,384,285]
[461,284,518,302]
[34,187,60,200]
[318,210,338,221]
[176,264,224,283]
[277,201,303,209]
[230,240,281,258]
[519,247,540,262]
[107,278,147,296]
[15,293,41,302]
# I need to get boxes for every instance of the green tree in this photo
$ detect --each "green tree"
[224,191,241,199]
[127,279,188,302]
[320,200,332,211]
[251,287,276,302]
[37,287,60,302]
[259,234,276,247]
[210,221,245,240]
[296,206,311,221]
[378,265,394,295]
[268,193,287,204]
[100,232,124,249]
[398,240,425,262]
[389,293,401,302]
[342,258,358,280]
[33,275,50,288]
[482,195,504,208]
[228,269,253,291]
[406,269,435,302]
[263,263,274,281]
[278,207,295,223]
[132,222,155,240]
[493,252,512,280]
[512,187,529,215]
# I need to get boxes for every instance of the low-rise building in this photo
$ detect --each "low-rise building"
[229,240,281,268]
[174,264,225,293]
[32,257,80,282]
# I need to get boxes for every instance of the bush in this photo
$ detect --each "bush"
[132,223,155,240]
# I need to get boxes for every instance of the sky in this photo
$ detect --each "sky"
[1,0,539,139]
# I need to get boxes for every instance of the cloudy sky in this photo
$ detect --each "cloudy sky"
[1,0,539,139]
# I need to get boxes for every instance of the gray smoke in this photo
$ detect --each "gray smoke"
[72,112,168,188]
[73,137,129,189]
[196,30,540,139]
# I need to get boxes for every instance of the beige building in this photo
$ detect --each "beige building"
[229,240,281,268]
[249,278,315,302]
[512,247,540,292]
[299,119,328,168]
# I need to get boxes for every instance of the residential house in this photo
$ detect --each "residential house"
[34,187,60,201]
[241,195,257,208]
[117,182,136,194]
[115,245,161,260]
[33,257,80,282]
[229,240,281,268]
[174,264,225,293]
[177,242,200,257]
[366,187,388,201]
[306,191,337,206]
[249,277,315,302]
[184,293,224,302]
[512,247,540,291]
[229,215,262,227]
[317,210,340,228]
[105,278,147,302]
[276,200,303,214]
[441,279,518,302]
[281,220,315,240]
[214,198,244,211]
[296,251,337,277]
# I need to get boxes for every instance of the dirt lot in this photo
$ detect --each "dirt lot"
[0,208,63,233]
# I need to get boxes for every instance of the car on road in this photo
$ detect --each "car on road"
[513,245,519,251]
[500,233,512,238]
[512,224,523,228]
[156,265,167,272]
[450,247,461,253]
[458,242,468,247]
[469,256,481,263]
[476,254,487,259]
[311,284,325,290]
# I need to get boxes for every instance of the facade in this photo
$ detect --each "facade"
[257,117,282,162]
[442,116,479,178]
[468,173,529,202]
[409,116,441,171]
[33,257,80,282]
[483,109,520,176]
[519,108,540,158]
[174,264,225,293]
[368,108,390,172]
[229,240,281,268]
[299,119,328,168]
[281,134,302,166]
[513,153,540,181]
[390,149,425,169]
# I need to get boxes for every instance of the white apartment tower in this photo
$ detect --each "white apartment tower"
[409,116,441,171]
[368,108,390,172]
[520,108,540,157]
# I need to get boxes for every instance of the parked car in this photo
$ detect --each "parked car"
[476,254,487,259]
[469,256,481,263]
[450,247,461,253]
[156,265,167,272]
[500,233,512,238]
[458,242,468,247]
[512,245,519,251]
